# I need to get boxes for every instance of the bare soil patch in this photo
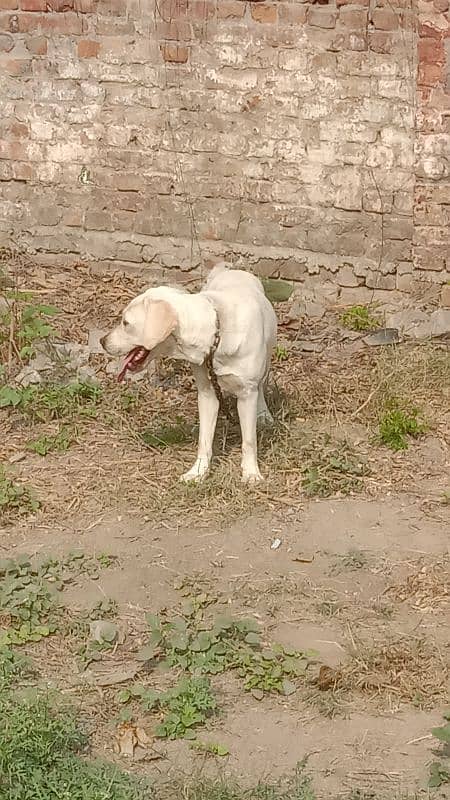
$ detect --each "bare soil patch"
[1,259,449,798]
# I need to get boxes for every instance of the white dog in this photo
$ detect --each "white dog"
[100,263,277,484]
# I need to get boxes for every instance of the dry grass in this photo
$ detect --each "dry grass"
[1,254,449,528]
[385,557,450,612]
[314,637,449,710]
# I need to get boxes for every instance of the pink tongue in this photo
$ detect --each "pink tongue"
[117,348,140,383]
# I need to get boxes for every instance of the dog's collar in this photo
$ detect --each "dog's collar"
[203,312,234,423]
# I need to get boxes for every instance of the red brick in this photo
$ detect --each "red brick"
[20,0,46,9]
[339,7,368,29]
[418,62,444,88]
[419,23,442,39]
[250,3,277,24]
[0,0,18,8]
[156,19,192,40]
[9,121,29,137]
[78,39,100,57]
[47,0,75,10]
[418,37,444,65]
[160,42,189,62]
[25,35,47,54]
[369,31,394,54]
[188,0,215,19]
[372,8,398,30]
[279,4,307,24]
[16,12,84,34]
[74,0,96,10]
[4,58,31,75]
[308,7,338,28]
[217,0,245,19]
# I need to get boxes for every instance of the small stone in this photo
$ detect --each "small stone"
[89,620,118,644]
[363,328,400,347]
[430,309,450,337]
[14,367,42,387]
[88,328,107,355]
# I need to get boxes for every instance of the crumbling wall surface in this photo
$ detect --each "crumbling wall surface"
[413,0,450,295]
[0,1,448,296]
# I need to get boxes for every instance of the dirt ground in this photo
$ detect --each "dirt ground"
[1,260,449,798]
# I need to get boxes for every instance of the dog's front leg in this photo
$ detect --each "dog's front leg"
[237,390,262,484]
[181,364,219,483]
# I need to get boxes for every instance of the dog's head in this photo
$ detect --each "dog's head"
[100,292,177,379]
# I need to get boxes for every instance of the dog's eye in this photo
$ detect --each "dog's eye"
[123,320,129,327]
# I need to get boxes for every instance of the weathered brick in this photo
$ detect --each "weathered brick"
[372,9,399,30]
[188,0,215,19]
[279,3,307,24]
[20,0,46,9]
[160,43,189,63]
[308,7,338,28]
[217,0,245,19]
[157,19,192,40]
[3,58,31,76]
[369,31,394,54]
[25,35,47,54]
[339,7,368,29]
[250,3,277,24]
[0,32,14,50]
[0,0,19,8]
[78,39,100,58]
[85,210,113,230]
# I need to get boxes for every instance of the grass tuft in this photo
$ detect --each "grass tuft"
[340,305,381,332]
[378,400,426,451]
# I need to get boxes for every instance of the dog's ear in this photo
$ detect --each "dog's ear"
[141,298,177,351]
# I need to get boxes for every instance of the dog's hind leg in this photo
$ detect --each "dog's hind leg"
[257,383,273,427]
[237,390,263,484]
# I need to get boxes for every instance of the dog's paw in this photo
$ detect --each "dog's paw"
[180,458,209,483]
[242,469,263,485]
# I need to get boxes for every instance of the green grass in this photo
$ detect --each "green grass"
[0,670,315,800]
[0,381,101,421]
[140,417,195,449]
[0,689,151,800]
[340,305,381,332]
[378,400,426,451]
[0,466,39,521]
[27,426,73,456]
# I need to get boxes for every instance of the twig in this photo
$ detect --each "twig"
[350,370,396,419]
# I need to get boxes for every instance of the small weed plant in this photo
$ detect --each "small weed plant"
[429,710,450,788]
[0,291,59,362]
[301,436,368,498]
[340,305,381,332]
[0,466,39,521]
[27,426,73,456]
[0,381,101,421]
[378,399,426,451]
[0,553,116,646]
[118,595,313,740]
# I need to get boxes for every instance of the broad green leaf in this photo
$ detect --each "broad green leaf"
[261,278,294,303]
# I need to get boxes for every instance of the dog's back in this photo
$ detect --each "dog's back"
[202,262,265,297]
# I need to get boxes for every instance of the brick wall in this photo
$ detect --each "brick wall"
[0,0,448,295]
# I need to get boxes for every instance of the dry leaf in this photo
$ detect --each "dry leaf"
[317,665,340,691]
